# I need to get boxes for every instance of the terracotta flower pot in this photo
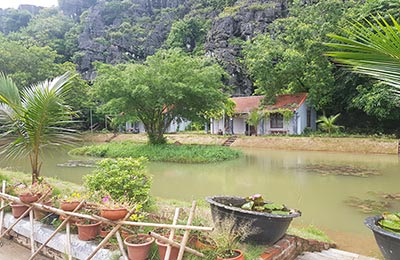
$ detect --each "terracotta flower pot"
[19,193,39,203]
[59,214,79,224]
[156,236,182,260]
[217,249,245,260]
[76,221,101,241]
[100,208,128,221]
[34,200,53,220]
[194,236,216,250]
[124,234,154,260]
[60,201,81,211]
[11,203,29,218]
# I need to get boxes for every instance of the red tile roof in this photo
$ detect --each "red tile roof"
[231,96,264,113]
[230,93,308,113]
[264,92,308,111]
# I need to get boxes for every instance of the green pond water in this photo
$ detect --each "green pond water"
[1,147,399,255]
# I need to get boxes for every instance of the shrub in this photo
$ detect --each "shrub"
[83,157,152,210]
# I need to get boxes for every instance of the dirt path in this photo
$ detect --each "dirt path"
[0,238,50,260]
[83,133,399,155]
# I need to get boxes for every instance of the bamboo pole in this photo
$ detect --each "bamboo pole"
[86,207,136,260]
[0,180,6,236]
[66,222,71,260]
[165,208,180,260]
[0,189,51,240]
[91,215,134,235]
[115,231,128,260]
[29,210,35,253]
[177,201,197,260]
[0,193,213,232]
[149,232,204,258]
[0,203,11,212]
[28,200,86,260]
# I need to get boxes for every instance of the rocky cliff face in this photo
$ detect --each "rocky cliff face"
[205,0,288,95]
[76,0,189,79]
[75,0,288,95]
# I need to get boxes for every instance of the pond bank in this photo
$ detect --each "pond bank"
[83,133,399,155]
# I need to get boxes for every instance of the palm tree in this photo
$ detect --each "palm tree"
[326,14,400,95]
[316,113,342,135]
[246,109,262,136]
[0,72,79,184]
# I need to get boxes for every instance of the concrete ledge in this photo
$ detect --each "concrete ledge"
[3,213,117,260]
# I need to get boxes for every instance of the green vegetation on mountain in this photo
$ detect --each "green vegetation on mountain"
[0,0,398,135]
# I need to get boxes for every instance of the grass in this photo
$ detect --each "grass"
[69,141,242,163]
[287,225,333,243]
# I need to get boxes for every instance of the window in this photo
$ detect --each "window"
[307,108,311,127]
[270,113,283,128]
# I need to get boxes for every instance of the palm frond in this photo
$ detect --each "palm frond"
[0,72,79,168]
[326,14,400,93]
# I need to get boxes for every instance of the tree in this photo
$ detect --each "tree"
[242,0,355,110]
[0,35,63,88]
[326,14,400,95]
[8,8,75,62]
[0,73,78,183]
[92,49,229,144]
[316,113,342,135]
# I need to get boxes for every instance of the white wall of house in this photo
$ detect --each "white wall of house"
[126,118,190,134]
[295,102,317,134]
[167,119,191,133]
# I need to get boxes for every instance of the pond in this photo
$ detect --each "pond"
[1,147,399,256]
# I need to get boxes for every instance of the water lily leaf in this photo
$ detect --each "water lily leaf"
[264,203,285,211]
[241,201,254,210]
[379,219,400,231]
[382,212,400,221]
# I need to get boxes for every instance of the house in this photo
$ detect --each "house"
[210,93,316,135]
[125,118,191,134]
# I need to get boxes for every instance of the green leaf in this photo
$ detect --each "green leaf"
[241,201,254,210]
[379,219,400,232]
[264,203,285,211]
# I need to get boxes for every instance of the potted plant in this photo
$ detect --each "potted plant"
[124,233,155,260]
[15,181,51,203]
[99,195,129,221]
[60,191,84,211]
[365,212,400,260]
[209,216,251,260]
[155,234,182,260]
[206,194,301,245]
[76,219,101,241]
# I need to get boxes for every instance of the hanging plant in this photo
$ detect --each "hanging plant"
[263,108,293,123]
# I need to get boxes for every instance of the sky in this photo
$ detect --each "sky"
[0,0,58,9]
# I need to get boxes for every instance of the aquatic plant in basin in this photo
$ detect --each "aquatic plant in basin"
[206,194,301,245]
[365,212,400,260]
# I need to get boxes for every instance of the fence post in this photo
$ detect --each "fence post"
[0,180,6,235]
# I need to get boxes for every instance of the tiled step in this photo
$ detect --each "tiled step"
[296,249,378,260]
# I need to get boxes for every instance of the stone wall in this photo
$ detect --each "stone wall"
[259,235,335,260]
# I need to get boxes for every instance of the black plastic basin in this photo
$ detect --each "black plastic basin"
[365,215,400,260]
[206,195,301,245]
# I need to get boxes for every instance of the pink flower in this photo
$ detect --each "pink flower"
[251,194,262,200]
[102,195,111,203]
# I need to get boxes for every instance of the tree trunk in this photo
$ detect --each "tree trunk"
[29,152,40,184]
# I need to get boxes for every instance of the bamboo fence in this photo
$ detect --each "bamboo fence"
[0,180,212,260]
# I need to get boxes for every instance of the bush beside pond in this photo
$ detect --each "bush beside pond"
[70,142,241,163]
